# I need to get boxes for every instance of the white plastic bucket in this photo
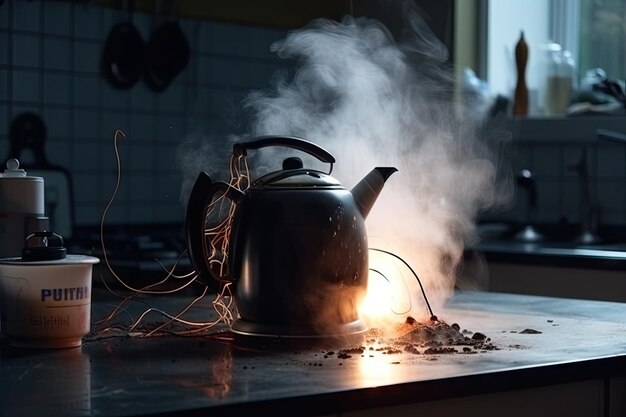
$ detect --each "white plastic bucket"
[0,255,99,348]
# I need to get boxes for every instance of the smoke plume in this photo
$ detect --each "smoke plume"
[179,5,512,325]
[243,13,511,316]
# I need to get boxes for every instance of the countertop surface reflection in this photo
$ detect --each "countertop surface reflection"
[2,291,626,416]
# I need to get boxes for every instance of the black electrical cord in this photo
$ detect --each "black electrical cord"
[369,248,436,321]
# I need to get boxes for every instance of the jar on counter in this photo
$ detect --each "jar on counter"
[544,46,576,116]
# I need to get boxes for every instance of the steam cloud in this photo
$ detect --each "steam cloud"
[179,6,512,323]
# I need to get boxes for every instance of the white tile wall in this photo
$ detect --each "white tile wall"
[74,5,101,40]
[43,38,71,71]
[44,107,72,139]
[12,34,40,67]
[12,71,39,101]
[0,35,7,65]
[0,104,6,137]
[73,40,100,73]
[43,4,71,36]
[44,73,72,105]
[130,83,156,111]
[1,1,288,228]
[12,1,40,32]
[597,145,626,178]
[0,69,6,97]
[0,3,8,29]
[496,140,626,227]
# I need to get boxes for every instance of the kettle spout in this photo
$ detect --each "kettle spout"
[351,167,397,219]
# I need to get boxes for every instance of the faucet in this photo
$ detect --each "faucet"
[567,148,601,244]
[514,169,543,241]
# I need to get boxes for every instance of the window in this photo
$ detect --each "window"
[578,0,625,82]
[483,0,625,116]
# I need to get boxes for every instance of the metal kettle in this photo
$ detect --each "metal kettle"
[186,136,396,337]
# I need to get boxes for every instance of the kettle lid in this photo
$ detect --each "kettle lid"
[253,157,341,188]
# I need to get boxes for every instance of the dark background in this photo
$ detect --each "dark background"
[0,0,454,234]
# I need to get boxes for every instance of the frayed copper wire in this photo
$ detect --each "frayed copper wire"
[201,152,250,282]
[90,130,238,340]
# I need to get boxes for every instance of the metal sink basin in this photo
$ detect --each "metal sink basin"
[474,222,626,262]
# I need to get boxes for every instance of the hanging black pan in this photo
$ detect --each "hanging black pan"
[101,0,145,90]
[143,0,190,92]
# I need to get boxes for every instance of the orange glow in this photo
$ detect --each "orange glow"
[357,353,395,386]
[358,251,413,331]
[358,270,393,322]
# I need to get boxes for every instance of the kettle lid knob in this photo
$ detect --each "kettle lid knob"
[282,157,303,170]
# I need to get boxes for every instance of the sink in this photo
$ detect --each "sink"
[474,221,626,259]
[476,221,626,246]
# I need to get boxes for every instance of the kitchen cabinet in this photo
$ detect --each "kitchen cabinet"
[487,262,626,302]
[346,379,616,417]
[467,239,626,302]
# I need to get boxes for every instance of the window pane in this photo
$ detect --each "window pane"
[579,0,625,80]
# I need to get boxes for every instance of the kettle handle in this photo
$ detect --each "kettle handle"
[185,171,243,287]
[233,136,336,164]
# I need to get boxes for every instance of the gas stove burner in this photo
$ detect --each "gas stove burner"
[230,318,367,339]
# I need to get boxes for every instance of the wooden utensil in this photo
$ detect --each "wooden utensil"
[513,31,529,117]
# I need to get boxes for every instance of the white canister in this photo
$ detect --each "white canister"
[0,254,99,348]
[0,159,46,258]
